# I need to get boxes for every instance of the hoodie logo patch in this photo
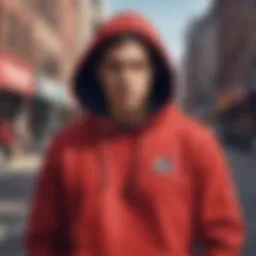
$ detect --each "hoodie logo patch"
[154,157,172,174]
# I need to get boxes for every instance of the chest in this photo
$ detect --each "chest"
[61,130,195,209]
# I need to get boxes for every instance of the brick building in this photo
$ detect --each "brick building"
[0,0,35,154]
[76,0,108,55]
[0,0,109,154]
[0,0,80,154]
[30,0,79,151]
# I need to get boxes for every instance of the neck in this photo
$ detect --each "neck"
[110,106,148,128]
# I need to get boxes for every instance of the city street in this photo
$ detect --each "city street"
[227,148,256,256]
[0,169,37,256]
[0,146,255,256]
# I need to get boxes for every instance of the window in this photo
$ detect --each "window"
[39,56,60,78]
[3,12,32,62]
[47,0,60,27]
[35,0,60,28]
[19,25,32,61]
[5,14,18,54]
[19,0,29,7]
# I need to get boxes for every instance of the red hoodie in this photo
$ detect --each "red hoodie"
[25,11,244,256]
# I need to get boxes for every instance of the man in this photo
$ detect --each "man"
[26,12,244,256]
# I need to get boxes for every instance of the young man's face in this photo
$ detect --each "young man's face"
[98,38,154,115]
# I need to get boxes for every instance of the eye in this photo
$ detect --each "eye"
[105,60,122,73]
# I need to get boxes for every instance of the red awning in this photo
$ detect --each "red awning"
[0,54,35,97]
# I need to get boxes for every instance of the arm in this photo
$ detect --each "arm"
[195,131,244,256]
[25,136,69,256]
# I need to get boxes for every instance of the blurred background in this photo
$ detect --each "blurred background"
[0,0,256,255]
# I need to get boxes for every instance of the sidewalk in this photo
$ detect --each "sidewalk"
[0,160,37,255]
[6,153,42,173]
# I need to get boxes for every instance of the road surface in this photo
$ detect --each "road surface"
[0,147,255,255]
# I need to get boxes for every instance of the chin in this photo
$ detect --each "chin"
[120,103,139,113]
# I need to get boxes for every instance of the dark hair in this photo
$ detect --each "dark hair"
[74,32,173,116]
[95,33,157,67]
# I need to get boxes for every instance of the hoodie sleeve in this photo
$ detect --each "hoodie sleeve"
[25,135,70,256]
[195,130,244,256]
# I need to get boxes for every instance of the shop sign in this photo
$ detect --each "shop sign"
[0,54,34,96]
[37,75,69,105]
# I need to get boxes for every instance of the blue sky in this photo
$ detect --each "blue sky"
[109,0,212,65]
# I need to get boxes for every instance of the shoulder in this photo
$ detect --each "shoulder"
[49,116,95,152]
[172,110,228,176]
[174,108,221,154]
[184,116,216,143]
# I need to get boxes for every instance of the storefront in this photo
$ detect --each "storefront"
[31,74,69,151]
[0,54,34,154]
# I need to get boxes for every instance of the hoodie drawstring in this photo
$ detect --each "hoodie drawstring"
[97,132,141,192]
[97,131,169,250]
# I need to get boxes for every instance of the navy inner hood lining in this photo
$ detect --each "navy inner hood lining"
[73,32,174,117]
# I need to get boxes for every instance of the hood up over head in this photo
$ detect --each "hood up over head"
[73,11,176,117]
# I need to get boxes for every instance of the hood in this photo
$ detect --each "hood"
[73,11,176,117]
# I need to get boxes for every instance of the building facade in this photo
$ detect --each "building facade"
[0,0,113,155]
[30,0,78,151]
[0,0,35,154]
[0,0,80,155]
[184,0,256,145]
[184,19,201,111]
[76,0,108,54]
[184,4,219,123]
[214,0,256,146]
